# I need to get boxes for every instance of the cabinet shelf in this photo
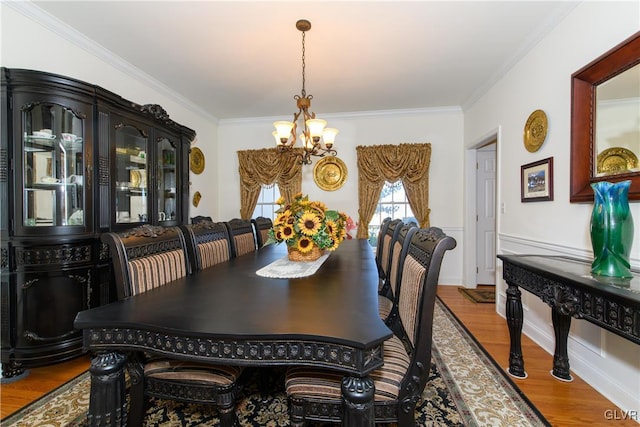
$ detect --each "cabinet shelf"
[2,67,195,378]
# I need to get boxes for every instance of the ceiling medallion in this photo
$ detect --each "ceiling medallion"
[272,19,339,166]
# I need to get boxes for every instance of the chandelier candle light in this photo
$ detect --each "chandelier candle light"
[273,19,338,165]
[265,193,348,262]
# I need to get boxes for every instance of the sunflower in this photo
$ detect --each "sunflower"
[280,224,295,240]
[325,219,338,236]
[298,212,322,236]
[296,236,315,253]
[310,201,327,212]
[274,211,290,226]
[326,237,341,251]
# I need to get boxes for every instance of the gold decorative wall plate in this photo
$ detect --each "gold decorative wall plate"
[523,109,548,152]
[313,157,347,191]
[597,147,638,175]
[192,191,202,207]
[190,147,205,174]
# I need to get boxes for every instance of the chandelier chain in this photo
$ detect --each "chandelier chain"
[300,30,306,98]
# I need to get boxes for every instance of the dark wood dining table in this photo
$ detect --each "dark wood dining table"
[74,239,393,426]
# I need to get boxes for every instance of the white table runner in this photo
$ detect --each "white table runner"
[256,253,330,278]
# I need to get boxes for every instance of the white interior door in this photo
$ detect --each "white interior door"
[476,144,496,285]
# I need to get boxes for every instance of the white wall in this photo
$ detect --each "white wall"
[4,0,638,413]
[464,1,640,413]
[218,108,465,284]
[1,2,220,217]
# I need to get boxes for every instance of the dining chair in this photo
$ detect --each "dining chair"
[375,217,392,284]
[100,224,242,427]
[378,219,403,298]
[180,220,232,271]
[251,216,273,248]
[191,215,213,224]
[378,222,418,325]
[225,218,257,257]
[285,227,457,426]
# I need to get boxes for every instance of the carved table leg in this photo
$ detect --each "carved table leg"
[341,375,375,427]
[505,283,527,378]
[551,309,574,381]
[87,352,127,427]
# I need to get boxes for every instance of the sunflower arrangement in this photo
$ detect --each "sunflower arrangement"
[265,193,348,256]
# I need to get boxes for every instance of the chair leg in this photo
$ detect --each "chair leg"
[218,406,238,427]
[396,401,417,427]
[127,364,146,426]
[216,390,239,427]
[289,397,306,427]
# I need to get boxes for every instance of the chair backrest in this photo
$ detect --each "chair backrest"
[225,218,257,257]
[380,219,403,281]
[386,222,418,299]
[375,217,392,279]
[393,227,456,401]
[101,225,191,300]
[251,217,273,248]
[191,215,213,224]
[180,221,232,271]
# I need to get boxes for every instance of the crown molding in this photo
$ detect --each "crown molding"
[6,1,218,124]
[219,106,463,126]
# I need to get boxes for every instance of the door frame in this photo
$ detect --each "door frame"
[463,127,502,288]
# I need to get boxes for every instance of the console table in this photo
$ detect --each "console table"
[497,254,639,381]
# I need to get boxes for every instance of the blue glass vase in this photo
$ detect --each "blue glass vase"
[590,180,634,278]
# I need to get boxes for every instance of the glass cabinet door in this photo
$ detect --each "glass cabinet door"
[23,103,85,227]
[156,135,177,223]
[114,124,148,224]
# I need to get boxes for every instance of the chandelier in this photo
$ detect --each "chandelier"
[273,19,338,165]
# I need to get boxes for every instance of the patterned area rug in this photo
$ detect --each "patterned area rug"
[1,298,548,426]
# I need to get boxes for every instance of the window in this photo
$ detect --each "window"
[368,181,416,246]
[253,185,280,220]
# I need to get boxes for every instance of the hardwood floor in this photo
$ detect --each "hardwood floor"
[0,285,635,425]
[437,285,636,427]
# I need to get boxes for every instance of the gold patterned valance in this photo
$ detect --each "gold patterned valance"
[237,148,303,219]
[356,143,431,238]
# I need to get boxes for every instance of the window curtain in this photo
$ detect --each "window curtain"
[237,148,303,219]
[356,143,432,238]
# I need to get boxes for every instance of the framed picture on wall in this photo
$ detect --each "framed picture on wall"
[521,157,554,202]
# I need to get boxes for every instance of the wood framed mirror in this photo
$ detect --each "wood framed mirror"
[570,31,640,203]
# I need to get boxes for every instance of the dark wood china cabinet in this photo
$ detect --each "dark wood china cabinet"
[0,68,195,377]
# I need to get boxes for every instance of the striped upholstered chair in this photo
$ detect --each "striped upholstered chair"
[180,220,232,271]
[225,218,257,257]
[101,224,192,300]
[285,227,457,426]
[100,224,242,427]
[374,217,392,285]
[251,216,273,248]
[377,218,403,297]
[377,222,418,325]
[190,215,213,224]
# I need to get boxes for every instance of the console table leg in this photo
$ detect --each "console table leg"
[341,375,375,427]
[505,283,527,378]
[551,309,574,382]
[87,352,128,427]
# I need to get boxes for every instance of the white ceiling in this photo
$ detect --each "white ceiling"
[31,1,580,120]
